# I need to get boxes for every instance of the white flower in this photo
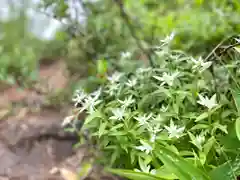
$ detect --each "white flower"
[197,94,218,109]
[136,67,152,74]
[125,78,137,87]
[72,89,87,107]
[80,96,102,114]
[192,134,205,150]
[105,83,121,96]
[107,72,124,84]
[135,140,153,154]
[160,105,168,112]
[149,125,162,142]
[150,169,156,175]
[161,32,175,44]
[118,95,135,109]
[164,120,185,139]
[134,166,156,175]
[90,87,102,99]
[61,115,74,127]
[110,108,125,121]
[134,113,152,126]
[121,51,131,58]
[155,50,164,55]
[191,57,212,73]
[153,72,180,86]
[147,116,164,142]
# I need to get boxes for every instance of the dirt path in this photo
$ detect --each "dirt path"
[0,60,117,180]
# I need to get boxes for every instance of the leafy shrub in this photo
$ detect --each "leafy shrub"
[40,0,240,67]
[64,36,240,179]
[0,5,46,86]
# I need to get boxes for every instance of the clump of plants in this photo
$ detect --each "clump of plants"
[0,6,46,87]
[63,36,240,179]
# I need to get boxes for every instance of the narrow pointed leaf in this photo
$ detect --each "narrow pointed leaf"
[155,145,210,180]
[235,117,240,141]
[105,168,163,180]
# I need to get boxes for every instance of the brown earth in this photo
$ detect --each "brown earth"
[0,60,118,180]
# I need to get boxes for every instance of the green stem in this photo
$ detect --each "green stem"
[208,111,212,125]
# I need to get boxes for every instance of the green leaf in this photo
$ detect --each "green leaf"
[84,110,104,125]
[195,112,209,122]
[220,123,240,150]
[78,161,93,179]
[231,88,240,115]
[209,158,240,180]
[155,166,178,179]
[234,46,240,54]
[138,89,170,112]
[98,121,107,137]
[235,117,240,141]
[110,149,119,166]
[198,151,207,165]
[138,157,149,173]
[105,168,163,180]
[55,0,68,18]
[109,123,124,131]
[191,123,209,130]
[156,150,192,180]
[203,136,215,156]
[108,131,128,136]
[155,145,210,180]
[97,59,108,75]
[212,122,228,135]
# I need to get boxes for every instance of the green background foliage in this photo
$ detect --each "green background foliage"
[1,0,240,179]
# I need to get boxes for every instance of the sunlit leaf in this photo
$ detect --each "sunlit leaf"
[84,110,104,125]
[105,168,163,180]
[98,121,107,137]
[231,89,240,115]
[155,165,178,179]
[97,59,108,75]
[234,46,240,54]
[195,112,209,122]
[155,145,210,180]
[235,117,240,141]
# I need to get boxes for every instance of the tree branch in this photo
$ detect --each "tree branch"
[113,0,155,67]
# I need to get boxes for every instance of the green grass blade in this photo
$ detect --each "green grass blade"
[105,168,164,180]
[231,89,240,115]
[236,117,240,141]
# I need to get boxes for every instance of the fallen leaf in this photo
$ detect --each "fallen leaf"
[49,167,59,174]
[0,108,10,120]
[15,107,29,120]
[59,168,78,180]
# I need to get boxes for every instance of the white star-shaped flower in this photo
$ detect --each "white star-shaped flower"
[134,113,152,126]
[164,120,185,139]
[161,32,175,44]
[135,140,153,154]
[107,72,124,84]
[118,95,135,109]
[153,72,180,86]
[125,78,137,87]
[110,108,125,121]
[72,89,87,107]
[191,57,212,73]
[197,94,218,109]
[121,51,131,59]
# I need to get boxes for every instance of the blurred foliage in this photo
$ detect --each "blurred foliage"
[39,0,240,73]
[1,0,240,93]
[0,3,46,87]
